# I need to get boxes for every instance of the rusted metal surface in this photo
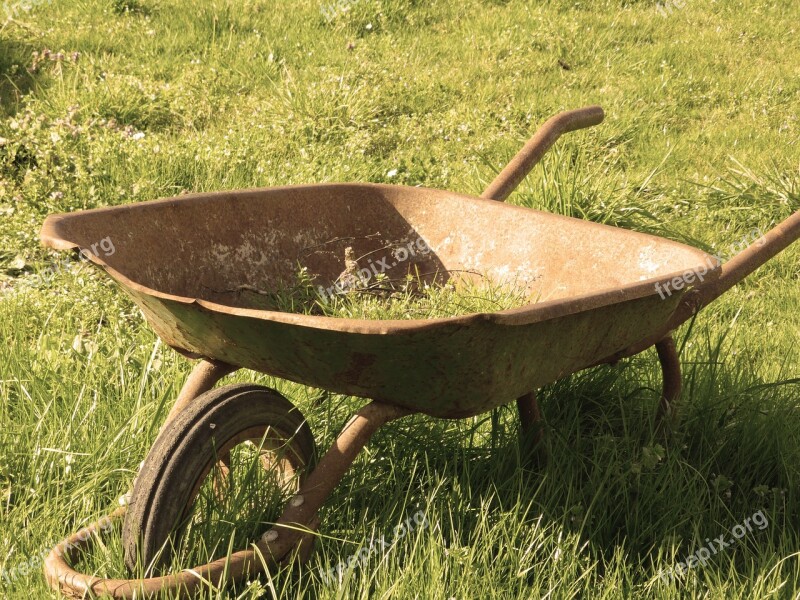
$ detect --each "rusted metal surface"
[265,402,411,546]
[160,358,235,434]
[694,209,800,308]
[597,209,800,365]
[43,402,409,598]
[516,391,544,445]
[43,508,318,599]
[38,105,798,416]
[655,335,682,424]
[481,106,605,202]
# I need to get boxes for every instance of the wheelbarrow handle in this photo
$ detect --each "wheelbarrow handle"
[608,208,800,363]
[692,208,800,309]
[480,105,605,202]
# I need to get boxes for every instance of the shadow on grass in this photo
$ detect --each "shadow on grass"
[308,351,800,595]
[88,339,798,598]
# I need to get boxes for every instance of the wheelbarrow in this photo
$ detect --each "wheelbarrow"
[38,106,800,598]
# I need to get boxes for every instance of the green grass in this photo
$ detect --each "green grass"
[1,0,799,598]
[237,267,533,319]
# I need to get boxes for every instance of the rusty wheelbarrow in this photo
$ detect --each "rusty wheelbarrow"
[39,106,800,597]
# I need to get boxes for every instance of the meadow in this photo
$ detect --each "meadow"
[1,0,799,598]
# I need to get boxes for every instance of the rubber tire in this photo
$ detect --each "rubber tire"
[122,383,316,574]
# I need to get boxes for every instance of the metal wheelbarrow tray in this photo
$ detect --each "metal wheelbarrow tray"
[38,107,800,598]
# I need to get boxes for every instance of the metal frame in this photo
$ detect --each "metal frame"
[161,359,236,433]
[44,336,682,597]
[43,362,411,598]
[516,333,684,446]
[655,335,682,424]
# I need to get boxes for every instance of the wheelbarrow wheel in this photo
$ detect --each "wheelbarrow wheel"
[122,383,316,575]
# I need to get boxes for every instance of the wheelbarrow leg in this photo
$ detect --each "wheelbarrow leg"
[655,335,682,426]
[160,359,236,434]
[516,391,544,446]
[517,391,548,463]
[262,402,412,556]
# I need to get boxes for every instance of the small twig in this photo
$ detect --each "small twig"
[200,283,273,297]
[236,284,273,296]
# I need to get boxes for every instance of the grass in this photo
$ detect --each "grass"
[1,0,799,598]
[237,267,534,319]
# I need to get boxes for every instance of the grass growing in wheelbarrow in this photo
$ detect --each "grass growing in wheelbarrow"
[1,0,799,597]
[239,267,534,319]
